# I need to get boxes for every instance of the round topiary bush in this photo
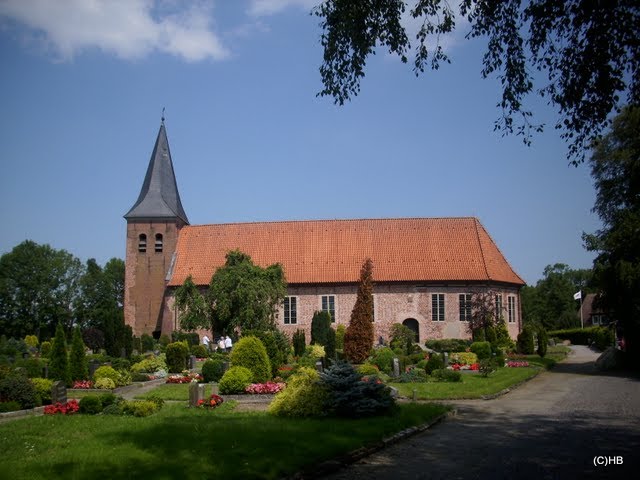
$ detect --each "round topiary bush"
[201,359,225,383]
[79,395,103,414]
[0,375,39,409]
[93,366,120,383]
[425,353,444,374]
[30,377,53,404]
[219,366,253,394]
[370,347,396,374]
[470,341,492,360]
[230,337,271,384]
[357,363,380,376]
[268,367,328,417]
[94,378,116,390]
[191,344,209,358]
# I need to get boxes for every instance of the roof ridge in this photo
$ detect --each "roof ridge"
[184,217,478,228]
[473,218,492,281]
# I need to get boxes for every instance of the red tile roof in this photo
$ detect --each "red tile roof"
[167,217,525,287]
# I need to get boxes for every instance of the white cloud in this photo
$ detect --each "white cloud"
[247,0,317,17]
[0,0,230,62]
[401,1,470,55]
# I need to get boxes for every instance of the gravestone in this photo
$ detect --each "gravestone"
[42,364,48,379]
[51,381,67,404]
[189,382,205,407]
[392,358,400,377]
[121,348,127,358]
[210,383,219,395]
[443,352,449,367]
[189,355,196,370]
[315,360,323,373]
[89,360,100,378]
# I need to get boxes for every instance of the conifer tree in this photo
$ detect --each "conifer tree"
[69,326,88,381]
[344,258,374,363]
[49,323,71,386]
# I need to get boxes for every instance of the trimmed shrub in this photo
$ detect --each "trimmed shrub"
[49,323,71,386]
[449,351,479,365]
[145,394,165,409]
[292,329,306,357]
[398,367,428,383]
[357,363,380,376]
[141,334,155,352]
[492,348,506,367]
[165,342,189,373]
[70,326,89,382]
[122,399,159,417]
[431,369,462,382]
[130,355,166,374]
[268,367,328,417]
[24,335,39,349]
[93,366,119,383]
[335,324,346,350]
[30,377,53,404]
[191,344,209,358]
[344,259,375,363]
[494,319,514,350]
[485,326,497,345]
[40,341,52,358]
[425,353,444,374]
[94,378,116,390]
[517,326,535,354]
[243,329,289,377]
[425,338,471,353]
[537,328,548,357]
[159,334,172,349]
[321,361,395,417]
[470,342,492,360]
[0,375,38,409]
[201,359,225,383]
[110,358,131,371]
[592,326,615,351]
[219,366,253,394]
[102,403,124,415]
[389,323,415,356]
[0,401,22,413]
[14,357,45,378]
[79,395,103,414]
[370,347,395,374]
[311,311,332,347]
[230,336,271,383]
[99,392,118,407]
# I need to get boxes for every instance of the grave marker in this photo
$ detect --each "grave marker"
[51,381,67,404]
[189,382,205,407]
[392,358,400,377]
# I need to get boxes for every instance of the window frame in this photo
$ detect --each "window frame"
[459,293,472,321]
[138,234,147,253]
[431,293,445,322]
[321,295,336,323]
[283,296,298,325]
[507,295,516,323]
[155,233,163,253]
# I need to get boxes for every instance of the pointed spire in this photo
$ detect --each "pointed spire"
[124,121,189,224]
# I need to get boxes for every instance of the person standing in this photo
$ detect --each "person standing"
[202,334,210,351]
[218,337,225,351]
[224,335,233,352]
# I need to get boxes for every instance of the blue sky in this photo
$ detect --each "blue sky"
[0,0,601,285]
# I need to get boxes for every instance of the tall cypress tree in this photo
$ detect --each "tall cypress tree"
[69,326,88,381]
[49,323,71,386]
[344,258,374,363]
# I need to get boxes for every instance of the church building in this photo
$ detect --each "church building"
[124,121,525,343]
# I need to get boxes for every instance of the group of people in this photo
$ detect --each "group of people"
[201,334,232,352]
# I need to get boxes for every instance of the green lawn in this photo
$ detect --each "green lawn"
[391,366,539,400]
[134,383,215,401]
[0,402,449,480]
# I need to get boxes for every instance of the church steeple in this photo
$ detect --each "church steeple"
[125,120,189,224]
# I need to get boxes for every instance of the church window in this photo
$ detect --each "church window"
[432,294,445,321]
[495,294,503,321]
[138,234,147,253]
[459,294,472,321]
[508,296,516,323]
[284,297,297,325]
[321,295,336,322]
[155,233,163,253]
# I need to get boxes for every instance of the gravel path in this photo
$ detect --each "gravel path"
[320,346,640,479]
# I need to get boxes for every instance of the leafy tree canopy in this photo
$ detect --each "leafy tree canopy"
[314,0,639,163]
[0,240,83,339]
[206,250,287,334]
[583,106,640,359]
[174,275,209,332]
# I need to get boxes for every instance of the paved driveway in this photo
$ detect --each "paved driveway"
[321,346,640,479]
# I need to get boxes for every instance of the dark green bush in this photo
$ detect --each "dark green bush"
[492,348,506,368]
[79,395,103,414]
[171,331,199,347]
[470,341,492,360]
[485,326,497,345]
[13,357,45,378]
[201,359,225,383]
[425,353,444,374]
[321,361,394,418]
[49,323,70,385]
[472,328,486,342]
[141,334,155,352]
[165,342,189,373]
[230,336,271,383]
[431,369,462,382]
[425,339,472,352]
[292,329,306,357]
[517,326,535,354]
[159,334,171,350]
[0,375,38,409]
[102,403,124,415]
[243,329,290,377]
[219,366,253,394]
[0,401,22,412]
[122,399,159,417]
[98,392,118,408]
[70,326,88,382]
[592,326,615,351]
[537,328,548,357]
[110,358,131,371]
[145,394,165,409]
[191,344,209,358]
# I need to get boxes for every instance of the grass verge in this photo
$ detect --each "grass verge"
[133,383,215,401]
[0,402,448,480]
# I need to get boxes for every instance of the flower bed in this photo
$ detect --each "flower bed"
[73,380,94,389]
[197,394,224,409]
[506,361,530,368]
[166,372,203,384]
[448,363,480,371]
[245,382,286,394]
[44,400,79,415]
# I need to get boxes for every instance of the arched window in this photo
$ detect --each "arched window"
[138,234,147,253]
[155,233,163,253]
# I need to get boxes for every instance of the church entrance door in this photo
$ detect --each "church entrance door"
[402,318,420,343]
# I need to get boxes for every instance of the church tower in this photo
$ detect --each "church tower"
[124,119,189,337]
